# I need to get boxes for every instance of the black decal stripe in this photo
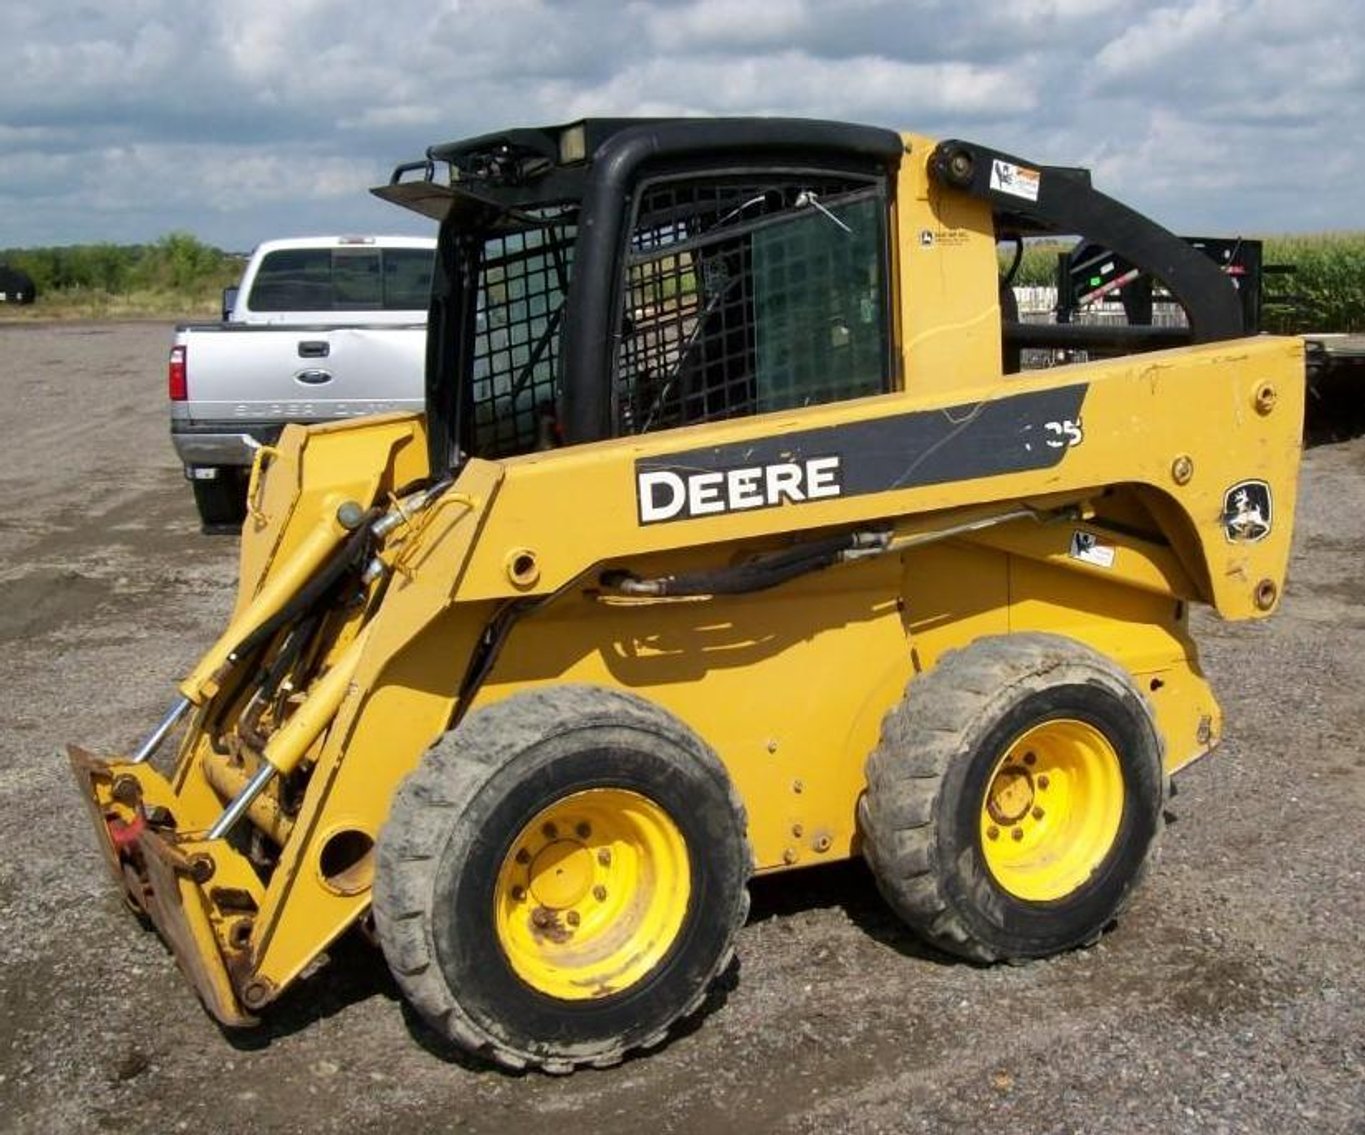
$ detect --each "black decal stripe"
[635,385,1089,523]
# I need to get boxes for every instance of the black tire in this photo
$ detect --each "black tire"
[860,633,1165,962]
[373,685,751,1072]
[190,467,247,532]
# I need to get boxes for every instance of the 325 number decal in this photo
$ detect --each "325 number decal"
[1044,418,1084,449]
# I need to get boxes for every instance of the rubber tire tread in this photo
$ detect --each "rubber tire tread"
[373,684,751,1073]
[861,632,1165,963]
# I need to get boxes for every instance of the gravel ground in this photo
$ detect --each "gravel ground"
[0,321,1361,1134]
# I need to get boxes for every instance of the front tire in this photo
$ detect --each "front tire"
[861,633,1165,962]
[373,685,751,1072]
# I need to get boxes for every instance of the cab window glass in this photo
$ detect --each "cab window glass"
[614,176,888,434]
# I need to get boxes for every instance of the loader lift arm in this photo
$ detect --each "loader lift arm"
[927,139,1247,353]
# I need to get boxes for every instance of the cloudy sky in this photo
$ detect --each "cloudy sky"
[3,0,1362,250]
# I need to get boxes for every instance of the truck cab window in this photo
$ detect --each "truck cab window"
[383,248,436,309]
[249,248,332,311]
[248,247,434,312]
[332,249,383,308]
[614,175,889,435]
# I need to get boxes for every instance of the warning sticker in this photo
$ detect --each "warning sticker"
[1069,530,1116,568]
[989,159,1041,202]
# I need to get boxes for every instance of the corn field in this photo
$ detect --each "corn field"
[1261,233,1365,333]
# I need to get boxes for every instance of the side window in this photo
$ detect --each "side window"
[614,175,889,435]
[468,221,577,458]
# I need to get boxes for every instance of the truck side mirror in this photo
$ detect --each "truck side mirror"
[222,285,240,323]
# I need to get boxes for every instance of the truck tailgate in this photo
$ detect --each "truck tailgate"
[177,323,426,425]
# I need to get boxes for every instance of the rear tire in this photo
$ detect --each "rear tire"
[190,467,247,532]
[373,685,751,1072]
[860,633,1165,962]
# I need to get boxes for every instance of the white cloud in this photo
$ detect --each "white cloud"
[1,0,1362,245]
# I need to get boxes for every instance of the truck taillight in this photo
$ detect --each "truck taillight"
[168,345,187,401]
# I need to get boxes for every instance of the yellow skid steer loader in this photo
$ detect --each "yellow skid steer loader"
[71,119,1302,1072]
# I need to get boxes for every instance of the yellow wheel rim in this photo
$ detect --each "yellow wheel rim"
[978,718,1125,902]
[493,788,691,1000]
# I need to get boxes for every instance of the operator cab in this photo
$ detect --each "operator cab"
[376,119,906,473]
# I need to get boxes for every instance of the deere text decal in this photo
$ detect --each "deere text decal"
[638,456,843,523]
[633,385,1088,525]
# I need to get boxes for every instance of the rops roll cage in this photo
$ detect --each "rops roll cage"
[376,120,1248,470]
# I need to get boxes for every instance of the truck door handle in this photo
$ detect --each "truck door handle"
[295,369,333,385]
[298,340,330,358]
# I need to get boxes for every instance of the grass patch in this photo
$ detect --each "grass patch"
[0,287,226,322]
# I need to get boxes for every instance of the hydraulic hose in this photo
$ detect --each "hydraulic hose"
[229,511,378,664]
[600,532,868,598]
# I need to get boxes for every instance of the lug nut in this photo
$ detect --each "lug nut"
[1011,828,1024,841]
[511,886,526,902]
[566,911,580,927]
[1037,776,1050,790]
[576,822,591,839]
[592,885,607,901]
[1023,752,1036,767]
[515,848,531,865]
[1032,806,1045,820]
[597,848,611,866]
[987,826,1000,841]
[542,822,558,840]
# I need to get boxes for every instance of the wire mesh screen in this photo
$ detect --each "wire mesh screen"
[615,177,887,435]
[470,219,576,458]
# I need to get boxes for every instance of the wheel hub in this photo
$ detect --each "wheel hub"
[986,765,1034,825]
[528,840,594,909]
[978,719,1125,902]
[493,788,691,1001]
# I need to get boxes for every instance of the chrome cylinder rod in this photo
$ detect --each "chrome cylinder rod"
[130,696,192,764]
[207,763,276,841]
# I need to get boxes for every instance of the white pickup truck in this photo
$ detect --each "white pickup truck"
[169,235,435,529]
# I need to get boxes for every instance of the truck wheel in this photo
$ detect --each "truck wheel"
[373,685,751,1072]
[860,633,1164,962]
[190,468,247,532]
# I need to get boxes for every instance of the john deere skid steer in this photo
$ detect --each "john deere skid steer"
[71,119,1303,1072]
